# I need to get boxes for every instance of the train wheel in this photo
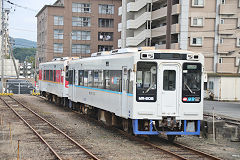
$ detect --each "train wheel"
[167,135,176,142]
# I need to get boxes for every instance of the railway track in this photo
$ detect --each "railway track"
[0,95,101,160]
[114,126,222,160]
[204,113,240,126]
[38,96,221,160]
[37,95,223,160]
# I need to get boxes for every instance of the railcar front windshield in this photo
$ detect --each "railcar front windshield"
[136,62,157,102]
[182,63,202,103]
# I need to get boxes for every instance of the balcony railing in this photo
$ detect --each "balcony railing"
[127,12,151,29]
[127,0,151,12]
[126,29,151,46]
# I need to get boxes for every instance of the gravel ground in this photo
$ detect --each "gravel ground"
[1,94,240,160]
[0,97,54,160]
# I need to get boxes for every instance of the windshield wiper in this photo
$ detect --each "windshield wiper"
[184,82,195,94]
[145,84,153,93]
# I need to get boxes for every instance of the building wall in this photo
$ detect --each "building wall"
[119,0,240,74]
[36,0,121,64]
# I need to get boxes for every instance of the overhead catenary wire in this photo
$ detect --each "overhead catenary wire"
[4,0,37,12]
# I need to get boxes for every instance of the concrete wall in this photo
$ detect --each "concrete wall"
[208,76,240,101]
[0,59,19,77]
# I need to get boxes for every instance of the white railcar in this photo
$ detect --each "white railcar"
[66,48,204,139]
[39,57,74,104]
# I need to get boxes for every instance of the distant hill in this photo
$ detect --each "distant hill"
[13,38,36,48]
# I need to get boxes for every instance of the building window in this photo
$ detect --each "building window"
[98,45,113,51]
[54,43,63,53]
[221,0,225,4]
[72,17,91,27]
[72,31,91,40]
[191,37,203,46]
[191,17,203,26]
[54,16,63,25]
[99,4,114,14]
[209,81,214,90]
[72,3,91,13]
[192,0,204,7]
[236,57,240,66]
[54,29,63,39]
[72,44,90,54]
[98,32,113,41]
[219,37,224,44]
[237,38,240,47]
[220,19,224,24]
[98,18,114,28]
[218,57,223,63]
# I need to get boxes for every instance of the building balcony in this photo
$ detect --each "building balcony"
[152,4,180,20]
[217,63,235,73]
[151,24,180,38]
[118,6,122,16]
[219,4,237,15]
[118,39,121,48]
[127,0,151,12]
[127,12,151,29]
[218,44,236,54]
[118,23,122,32]
[126,29,151,47]
[218,24,235,35]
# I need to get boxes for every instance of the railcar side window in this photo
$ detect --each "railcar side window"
[136,62,157,102]
[68,70,73,85]
[163,70,176,91]
[54,70,56,82]
[84,71,88,86]
[46,70,49,80]
[128,70,133,94]
[94,70,104,88]
[88,70,93,87]
[109,70,122,92]
[78,70,84,86]
[44,70,46,80]
[103,70,110,89]
[73,70,76,84]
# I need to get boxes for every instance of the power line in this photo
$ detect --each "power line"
[4,0,37,12]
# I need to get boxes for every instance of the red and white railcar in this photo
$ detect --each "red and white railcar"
[39,57,76,104]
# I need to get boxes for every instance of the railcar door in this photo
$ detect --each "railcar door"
[121,66,128,118]
[159,64,180,116]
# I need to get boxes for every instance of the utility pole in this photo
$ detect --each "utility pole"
[69,32,72,57]
[1,0,4,93]
[121,0,127,48]
[166,0,172,49]
[9,40,19,79]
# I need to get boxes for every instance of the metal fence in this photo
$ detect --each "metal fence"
[1,81,38,94]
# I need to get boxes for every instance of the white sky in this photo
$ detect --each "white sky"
[7,0,56,42]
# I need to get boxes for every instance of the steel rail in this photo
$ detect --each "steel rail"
[37,95,222,160]
[173,141,223,160]
[0,96,62,160]
[1,96,100,160]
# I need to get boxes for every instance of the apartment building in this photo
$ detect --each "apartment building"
[119,0,240,74]
[36,0,121,65]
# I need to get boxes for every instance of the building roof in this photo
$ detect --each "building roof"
[36,5,64,17]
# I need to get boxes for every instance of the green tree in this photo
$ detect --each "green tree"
[13,47,36,64]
